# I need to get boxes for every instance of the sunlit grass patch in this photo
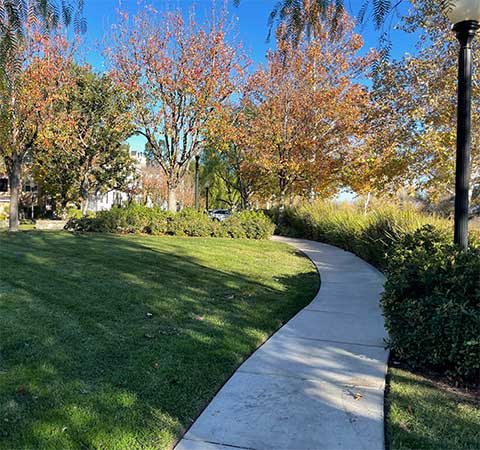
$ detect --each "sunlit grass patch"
[386,367,480,450]
[0,232,318,449]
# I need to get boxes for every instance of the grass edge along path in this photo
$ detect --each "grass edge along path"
[385,364,480,450]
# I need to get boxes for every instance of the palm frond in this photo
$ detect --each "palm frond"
[0,0,86,74]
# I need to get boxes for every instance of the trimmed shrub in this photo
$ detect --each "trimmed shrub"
[223,211,275,239]
[66,208,83,220]
[148,209,173,235]
[65,205,275,240]
[382,225,480,380]
[168,209,213,237]
[64,216,98,232]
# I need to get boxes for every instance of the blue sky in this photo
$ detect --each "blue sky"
[80,0,421,153]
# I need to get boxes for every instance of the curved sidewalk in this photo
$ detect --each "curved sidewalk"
[175,237,388,450]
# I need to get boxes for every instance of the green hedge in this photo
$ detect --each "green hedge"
[272,202,479,380]
[65,206,275,240]
[382,225,479,380]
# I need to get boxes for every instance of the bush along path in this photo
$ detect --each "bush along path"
[175,237,389,450]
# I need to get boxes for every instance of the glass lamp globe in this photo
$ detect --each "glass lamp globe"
[445,0,480,24]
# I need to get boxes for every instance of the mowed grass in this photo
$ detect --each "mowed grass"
[0,232,319,450]
[386,368,480,450]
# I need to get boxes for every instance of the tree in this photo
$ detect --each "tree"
[342,100,414,213]
[206,104,263,209]
[33,68,135,216]
[372,6,480,204]
[136,165,164,207]
[0,29,76,230]
[107,6,247,212]
[0,1,85,231]
[243,11,374,216]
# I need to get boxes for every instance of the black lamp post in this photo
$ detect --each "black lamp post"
[195,155,200,211]
[205,181,210,211]
[445,0,480,250]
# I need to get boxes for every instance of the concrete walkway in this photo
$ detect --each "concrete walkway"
[175,237,388,450]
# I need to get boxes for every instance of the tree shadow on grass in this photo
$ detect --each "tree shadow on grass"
[0,232,318,450]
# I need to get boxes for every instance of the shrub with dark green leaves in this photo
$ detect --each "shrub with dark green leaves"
[381,225,480,380]
[65,205,275,240]
[223,211,275,239]
[64,216,98,232]
[168,209,213,237]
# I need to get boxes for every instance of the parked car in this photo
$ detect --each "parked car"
[208,209,232,221]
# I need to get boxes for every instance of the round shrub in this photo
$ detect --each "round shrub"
[211,220,230,238]
[65,216,99,232]
[381,225,480,380]
[223,211,275,239]
[167,208,213,237]
[146,208,172,235]
[66,208,83,220]
[117,204,152,233]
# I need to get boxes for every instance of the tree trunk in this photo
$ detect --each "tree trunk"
[240,191,249,210]
[289,185,295,207]
[364,192,371,216]
[309,186,316,204]
[278,188,287,225]
[80,176,90,217]
[81,197,89,216]
[8,154,22,232]
[168,184,177,212]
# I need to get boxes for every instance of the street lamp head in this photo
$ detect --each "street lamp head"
[444,0,480,25]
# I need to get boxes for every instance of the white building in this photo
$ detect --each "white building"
[87,150,148,213]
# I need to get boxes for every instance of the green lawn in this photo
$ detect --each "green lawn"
[0,232,318,450]
[386,367,480,450]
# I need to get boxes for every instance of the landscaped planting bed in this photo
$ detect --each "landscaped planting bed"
[66,206,275,240]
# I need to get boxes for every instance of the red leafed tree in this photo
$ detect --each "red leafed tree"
[0,26,77,231]
[107,6,247,212]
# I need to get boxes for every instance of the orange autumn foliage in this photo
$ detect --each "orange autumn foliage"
[241,10,376,208]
